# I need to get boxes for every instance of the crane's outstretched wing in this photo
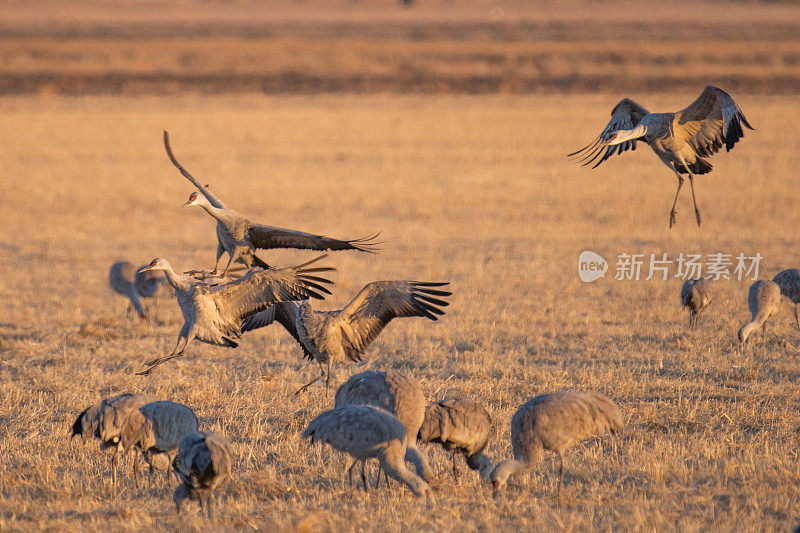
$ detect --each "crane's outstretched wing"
[334,281,451,362]
[675,85,753,156]
[248,225,380,253]
[163,131,227,209]
[207,256,335,335]
[241,301,314,359]
[569,98,650,168]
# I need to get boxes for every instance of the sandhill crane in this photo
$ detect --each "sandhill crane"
[681,278,713,327]
[738,279,781,343]
[173,431,233,518]
[279,281,451,393]
[334,370,432,484]
[570,86,753,227]
[773,269,800,330]
[71,393,158,486]
[110,262,171,320]
[120,401,199,487]
[134,256,335,376]
[135,265,169,299]
[491,391,624,497]
[109,261,146,319]
[418,397,493,482]
[163,131,379,277]
[302,404,432,497]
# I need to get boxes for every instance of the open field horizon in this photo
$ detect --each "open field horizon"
[0,92,799,530]
[2,0,800,95]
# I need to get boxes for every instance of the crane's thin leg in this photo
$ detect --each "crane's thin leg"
[112,451,119,489]
[325,356,332,399]
[452,453,459,484]
[687,173,701,226]
[361,460,369,492]
[669,173,684,228]
[557,453,564,499]
[375,464,382,489]
[794,303,799,330]
[139,326,193,375]
[295,360,325,395]
[348,459,357,490]
[133,452,139,489]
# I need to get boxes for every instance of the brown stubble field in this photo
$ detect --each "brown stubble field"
[1,1,800,532]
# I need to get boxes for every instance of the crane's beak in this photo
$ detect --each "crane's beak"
[181,199,192,207]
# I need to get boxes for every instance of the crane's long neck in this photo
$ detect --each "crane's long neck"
[608,123,648,146]
[161,266,195,293]
[199,203,228,223]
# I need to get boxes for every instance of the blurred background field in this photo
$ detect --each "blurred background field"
[1,1,799,531]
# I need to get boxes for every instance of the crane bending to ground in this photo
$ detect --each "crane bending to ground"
[163,131,380,277]
[681,278,713,328]
[135,256,335,375]
[569,86,753,228]
[418,397,493,482]
[491,391,624,498]
[773,269,800,330]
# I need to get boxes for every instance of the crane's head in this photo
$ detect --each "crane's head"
[182,191,204,207]
[141,258,171,273]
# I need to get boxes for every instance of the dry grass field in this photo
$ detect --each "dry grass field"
[1,1,800,532]
[1,92,799,531]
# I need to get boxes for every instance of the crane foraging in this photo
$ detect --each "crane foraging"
[282,280,451,394]
[773,269,800,330]
[570,86,753,228]
[173,431,233,518]
[681,278,713,328]
[418,397,493,482]
[335,370,433,485]
[119,401,199,487]
[738,279,781,343]
[491,391,624,497]
[135,256,335,376]
[302,404,432,497]
[163,131,380,277]
[71,393,158,487]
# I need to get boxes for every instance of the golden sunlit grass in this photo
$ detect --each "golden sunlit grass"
[0,92,799,531]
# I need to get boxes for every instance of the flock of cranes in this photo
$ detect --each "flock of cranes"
[74,84,777,517]
[679,268,800,343]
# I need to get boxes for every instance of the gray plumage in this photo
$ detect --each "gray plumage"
[135,265,169,299]
[110,261,171,320]
[738,279,781,343]
[135,256,335,375]
[570,85,753,227]
[334,370,432,482]
[773,269,800,330]
[109,261,145,319]
[490,391,624,496]
[119,401,199,487]
[302,404,431,497]
[164,131,379,277]
[173,431,233,518]
[681,278,713,327]
[288,280,450,392]
[418,398,493,481]
[71,393,158,486]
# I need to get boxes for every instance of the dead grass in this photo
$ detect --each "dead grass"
[0,92,799,531]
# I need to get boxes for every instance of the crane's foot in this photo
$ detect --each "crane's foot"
[669,209,677,228]
[294,379,321,396]
[694,208,701,227]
